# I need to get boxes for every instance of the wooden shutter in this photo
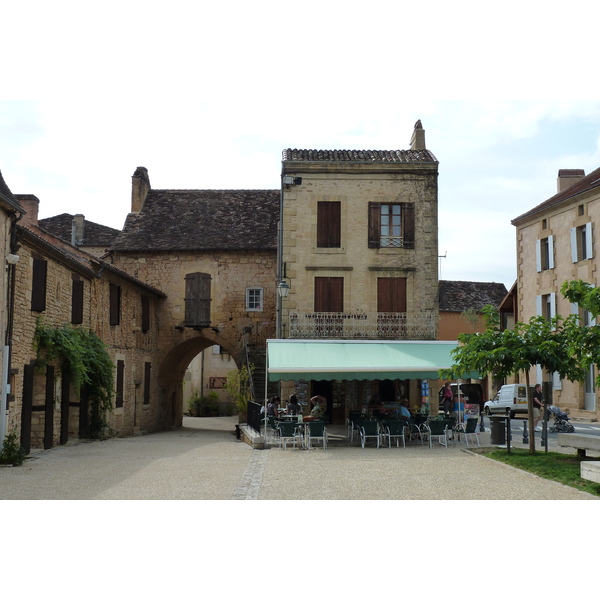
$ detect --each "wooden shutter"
[368,203,381,248]
[116,360,125,408]
[143,362,151,404]
[141,295,150,333]
[31,258,47,312]
[71,278,84,324]
[377,278,407,312]
[402,203,415,249]
[314,277,344,312]
[317,201,341,248]
[184,272,212,327]
[109,283,121,326]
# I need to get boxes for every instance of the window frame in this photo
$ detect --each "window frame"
[571,223,593,262]
[536,235,554,271]
[31,257,48,312]
[316,201,341,248]
[245,287,264,312]
[368,202,415,249]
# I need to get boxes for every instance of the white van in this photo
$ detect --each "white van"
[483,384,532,418]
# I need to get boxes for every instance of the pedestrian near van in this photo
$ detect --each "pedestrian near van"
[442,382,453,416]
[533,384,544,431]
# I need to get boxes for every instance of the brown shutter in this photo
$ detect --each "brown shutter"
[184,272,211,328]
[377,278,407,312]
[314,277,344,312]
[31,258,47,312]
[116,360,125,408]
[402,203,415,249]
[317,201,341,248]
[109,283,121,326]
[71,278,84,324]
[141,295,150,333]
[368,202,381,248]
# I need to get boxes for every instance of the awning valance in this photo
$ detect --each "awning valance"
[267,339,478,382]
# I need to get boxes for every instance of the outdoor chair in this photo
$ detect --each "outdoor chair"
[382,420,406,448]
[425,420,448,448]
[359,420,381,449]
[459,418,480,448]
[277,421,300,450]
[307,420,327,450]
[407,418,424,444]
[350,418,368,444]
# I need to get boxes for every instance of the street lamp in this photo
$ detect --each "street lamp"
[277,279,290,298]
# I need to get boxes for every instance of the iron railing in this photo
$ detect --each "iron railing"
[288,311,437,340]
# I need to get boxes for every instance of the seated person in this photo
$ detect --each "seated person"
[396,399,411,420]
[286,394,303,416]
[308,395,326,420]
[267,396,280,418]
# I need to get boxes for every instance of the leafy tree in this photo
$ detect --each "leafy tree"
[224,364,254,415]
[440,306,586,454]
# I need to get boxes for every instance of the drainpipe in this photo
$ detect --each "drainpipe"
[276,167,284,339]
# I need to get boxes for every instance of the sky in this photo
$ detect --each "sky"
[3,0,600,584]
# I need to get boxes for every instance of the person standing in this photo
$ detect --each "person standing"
[441,382,453,416]
[533,384,544,431]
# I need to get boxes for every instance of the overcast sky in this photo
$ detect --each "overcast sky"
[3,2,600,294]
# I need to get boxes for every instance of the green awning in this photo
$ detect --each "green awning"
[267,339,478,381]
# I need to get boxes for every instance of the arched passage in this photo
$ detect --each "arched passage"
[157,333,241,430]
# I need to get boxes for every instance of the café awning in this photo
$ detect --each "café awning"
[267,339,478,381]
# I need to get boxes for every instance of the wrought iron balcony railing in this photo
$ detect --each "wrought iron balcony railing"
[287,312,437,340]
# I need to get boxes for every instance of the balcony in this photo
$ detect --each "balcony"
[287,312,437,340]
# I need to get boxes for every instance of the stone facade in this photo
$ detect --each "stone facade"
[512,167,600,421]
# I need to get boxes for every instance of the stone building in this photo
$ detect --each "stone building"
[275,122,443,422]
[8,193,165,451]
[108,167,280,427]
[512,167,600,420]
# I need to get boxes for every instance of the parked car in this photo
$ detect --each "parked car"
[438,383,485,413]
[483,384,533,418]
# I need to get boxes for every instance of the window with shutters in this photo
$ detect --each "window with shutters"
[31,257,48,312]
[571,223,593,262]
[368,202,415,249]
[184,272,212,328]
[314,277,344,336]
[536,236,554,271]
[377,277,407,338]
[109,283,121,326]
[317,201,341,248]
[141,295,150,333]
[71,278,84,324]
[115,360,125,408]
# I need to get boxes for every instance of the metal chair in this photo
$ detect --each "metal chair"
[425,420,448,448]
[407,418,424,444]
[277,421,300,450]
[307,420,327,450]
[382,420,406,448]
[459,418,480,448]
[359,420,381,449]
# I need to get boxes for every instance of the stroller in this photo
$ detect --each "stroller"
[547,405,575,433]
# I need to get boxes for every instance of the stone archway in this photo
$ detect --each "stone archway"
[157,333,241,430]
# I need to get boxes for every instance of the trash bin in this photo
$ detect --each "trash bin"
[489,416,506,445]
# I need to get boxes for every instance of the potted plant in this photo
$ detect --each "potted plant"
[224,364,254,423]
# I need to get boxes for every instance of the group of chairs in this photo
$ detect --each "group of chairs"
[347,412,481,449]
[265,416,328,450]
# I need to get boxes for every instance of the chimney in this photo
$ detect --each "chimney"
[71,214,85,246]
[14,194,40,226]
[410,119,426,150]
[131,167,151,213]
[557,169,585,193]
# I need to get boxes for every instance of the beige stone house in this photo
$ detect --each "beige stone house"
[512,167,600,420]
[275,122,443,422]
[8,193,165,451]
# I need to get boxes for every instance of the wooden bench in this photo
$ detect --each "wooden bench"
[557,432,600,458]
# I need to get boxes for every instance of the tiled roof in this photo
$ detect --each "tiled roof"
[282,148,438,163]
[0,169,24,213]
[439,280,508,312]
[111,189,280,252]
[39,213,121,246]
[512,166,600,223]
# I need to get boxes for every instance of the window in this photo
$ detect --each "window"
[109,283,121,326]
[184,272,211,328]
[246,287,263,311]
[71,278,84,324]
[31,257,47,312]
[536,293,556,322]
[143,362,151,405]
[571,223,593,262]
[368,202,414,249]
[317,201,341,248]
[141,295,150,333]
[115,360,124,408]
[536,236,554,271]
[314,277,344,312]
[377,278,407,312]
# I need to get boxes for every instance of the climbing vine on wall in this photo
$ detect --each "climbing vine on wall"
[33,318,115,439]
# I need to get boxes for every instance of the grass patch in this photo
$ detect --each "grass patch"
[483,448,600,497]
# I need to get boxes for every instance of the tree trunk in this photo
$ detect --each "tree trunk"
[525,370,535,454]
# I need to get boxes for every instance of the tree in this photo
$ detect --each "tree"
[224,364,254,416]
[440,306,586,454]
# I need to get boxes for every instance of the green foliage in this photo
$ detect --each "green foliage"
[34,318,115,439]
[224,364,254,414]
[188,391,219,417]
[0,431,26,466]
